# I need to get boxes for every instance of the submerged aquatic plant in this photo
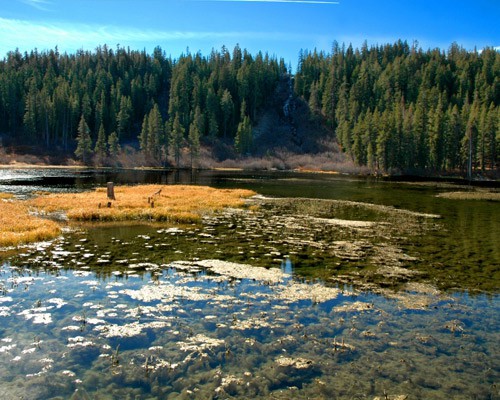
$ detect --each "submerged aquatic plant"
[0,255,497,399]
[436,190,500,201]
[111,344,120,367]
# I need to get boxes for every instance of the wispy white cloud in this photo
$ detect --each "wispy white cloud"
[0,16,324,56]
[196,0,339,3]
[20,0,52,11]
[479,46,500,54]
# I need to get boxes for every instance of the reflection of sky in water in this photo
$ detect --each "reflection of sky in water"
[281,258,293,274]
[0,169,38,181]
[0,260,498,399]
[0,169,98,197]
[0,169,69,182]
[0,168,498,398]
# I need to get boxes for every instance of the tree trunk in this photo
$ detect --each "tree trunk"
[107,182,116,200]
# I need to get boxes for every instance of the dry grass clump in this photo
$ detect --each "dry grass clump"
[436,190,500,201]
[27,185,256,223]
[0,199,61,247]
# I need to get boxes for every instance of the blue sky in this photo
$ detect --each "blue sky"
[1,0,499,68]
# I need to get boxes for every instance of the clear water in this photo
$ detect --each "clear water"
[0,168,498,399]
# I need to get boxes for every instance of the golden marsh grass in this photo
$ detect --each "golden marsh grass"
[27,185,256,223]
[0,185,255,247]
[0,199,61,247]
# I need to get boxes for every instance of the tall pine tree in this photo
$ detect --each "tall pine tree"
[75,115,93,164]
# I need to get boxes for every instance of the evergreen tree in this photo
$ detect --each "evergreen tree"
[351,118,365,165]
[146,103,164,162]
[367,110,380,170]
[116,95,132,138]
[164,121,171,161]
[81,93,92,128]
[75,115,93,164]
[94,90,107,135]
[235,101,252,155]
[23,79,38,142]
[208,114,219,143]
[375,109,393,171]
[188,106,204,168]
[139,113,149,156]
[336,119,352,153]
[428,94,445,171]
[220,89,234,137]
[496,107,500,169]
[479,102,497,171]
[445,105,462,170]
[402,105,417,170]
[39,87,52,147]
[108,131,121,158]
[308,82,320,115]
[94,124,107,165]
[413,90,429,169]
[171,113,185,167]
[464,96,480,177]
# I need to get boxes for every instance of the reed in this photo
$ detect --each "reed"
[0,199,61,247]
[27,185,256,223]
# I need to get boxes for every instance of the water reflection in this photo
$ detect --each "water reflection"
[0,258,498,399]
[281,258,293,275]
[0,168,498,398]
[1,168,498,291]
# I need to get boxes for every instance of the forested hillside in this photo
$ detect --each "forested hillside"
[0,41,498,175]
[0,45,286,166]
[296,41,499,175]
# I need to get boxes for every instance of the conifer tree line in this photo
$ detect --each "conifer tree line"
[295,41,499,174]
[0,41,498,174]
[0,44,286,166]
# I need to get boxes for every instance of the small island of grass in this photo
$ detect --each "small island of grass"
[0,185,256,247]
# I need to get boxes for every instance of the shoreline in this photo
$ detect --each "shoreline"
[1,162,499,186]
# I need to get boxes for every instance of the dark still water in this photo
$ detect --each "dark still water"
[0,168,498,399]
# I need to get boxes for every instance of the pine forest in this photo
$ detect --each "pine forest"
[0,41,498,176]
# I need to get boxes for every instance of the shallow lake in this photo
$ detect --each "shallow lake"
[0,168,498,399]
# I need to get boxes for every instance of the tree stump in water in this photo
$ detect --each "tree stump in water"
[107,182,116,200]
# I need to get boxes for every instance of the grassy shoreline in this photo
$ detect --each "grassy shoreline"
[0,185,255,247]
[0,197,61,247]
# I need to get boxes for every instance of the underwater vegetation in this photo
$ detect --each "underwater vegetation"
[0,254,498,400]
[436,190,500,201]
[0,175,498,399]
